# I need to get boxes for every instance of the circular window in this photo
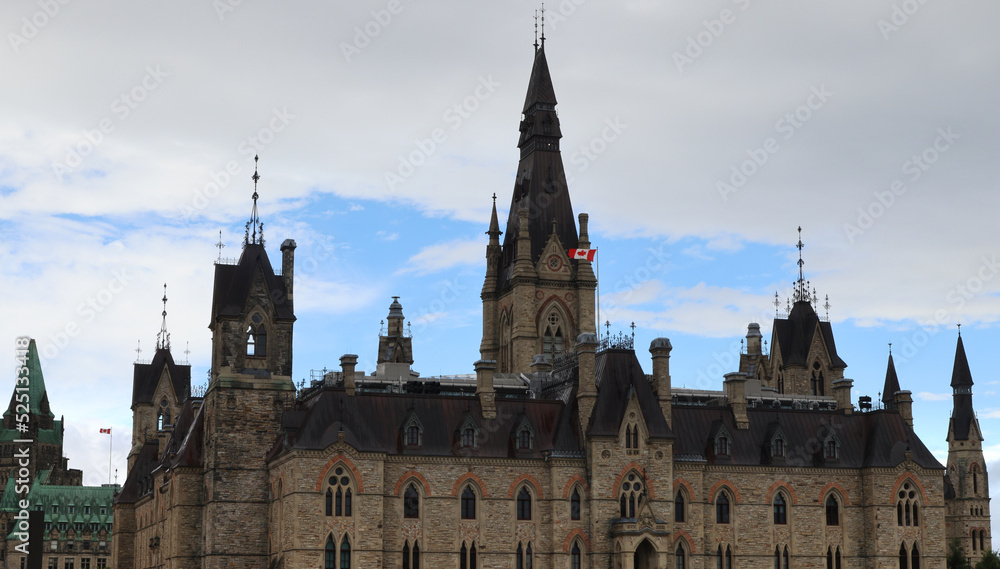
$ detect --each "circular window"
[341,477,350,486]
[628,474,636,481]
[329,477,336,485]
[335,468,343,476]
[623,483,630,491]
[908,491,915,499]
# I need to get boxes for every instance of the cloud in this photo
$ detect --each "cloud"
[395,239,483,276]
[915,392,952,402]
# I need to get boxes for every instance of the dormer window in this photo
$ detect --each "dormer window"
[462,428,475,448]
[515,417,535,451]
[406,425,421,446]
[772,438,784,457]
[402,413,424,447]
[824,432,840,460]
[458,416,480,449]
[716,436,729,456]
[625,424,640,454]
[518,429,532,450]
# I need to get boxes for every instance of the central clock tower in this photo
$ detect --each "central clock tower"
[479,45,597,374]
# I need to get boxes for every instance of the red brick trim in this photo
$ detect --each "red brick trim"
[674,530,696,554]
[673,478,695,500]
[708,480,742,503]
[818,482,850,506]
[890,474,927,504]
[610,463,656,499]
[535,295,577,332]
[316,455,364,493]
[562,529,591,552]
[970,462,982,473]
[394,470,432,497]
[765,480,798,505]
[562,475,590,499]
[508,474,543,499]
[452,472,489,498]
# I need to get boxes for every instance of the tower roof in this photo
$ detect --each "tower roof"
[950,335,973,388]
[5,339,53,418]
[950,334,976,441]
[771,301,847,369]
[497,45,578,289]
[882,352,900,409]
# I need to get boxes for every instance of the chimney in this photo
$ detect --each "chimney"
[746,323,762,356]
[475,359,497,419]
[340,354,358,396]
[724,373,749,429]
[280,239,296,302]
[576,333,599,434]
[894,389,913,427]
[531,354,551,374]
[649,338,673,428]
[832,378,854,414]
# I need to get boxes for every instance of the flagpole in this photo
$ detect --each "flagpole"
[108,429,112,485]
[595,247,600,340]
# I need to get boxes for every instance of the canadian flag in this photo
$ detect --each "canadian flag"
[568,248,596,262]
[100,428,111,434]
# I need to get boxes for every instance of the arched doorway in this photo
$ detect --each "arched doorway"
[635,539,657,569]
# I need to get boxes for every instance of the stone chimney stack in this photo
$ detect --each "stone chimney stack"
[280,239,296,302]
[894,389,913,427]
[531,354,551,374]
[833,378,854,414]
[746,323,762,356]
[576,333,599,434]
[649,338,673,428]
[475,359,497,419]
[724,373,749,429]
[340,354,358,396]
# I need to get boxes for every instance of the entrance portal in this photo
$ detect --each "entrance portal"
[635,539,657,569]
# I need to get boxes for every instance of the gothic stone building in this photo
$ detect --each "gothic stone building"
[112,45,991,569]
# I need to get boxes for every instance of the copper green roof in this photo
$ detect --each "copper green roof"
[1,475,117,540]
[4,339,53,418]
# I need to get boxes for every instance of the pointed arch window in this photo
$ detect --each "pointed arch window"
[717,545,724,569]
[403,484,420,519]
[896,482,919,526]
[899,544,907,569]
[675,491,685,523]
[570,488,581,521]
[726,546,733,569]
[246,316,267,356]
[516,542,534,569]
[460,542,478,569]
[835,547,841,569]
[325,535,336,569]
[676,544,687,569]
[981,530,985,551]
[461,486,477,520]
[571,542,581,569]
[340,535,351,569]
[542,313,564,360]
[326,467,353,517]
[825,495,839,526]
[620,473,643,519]
[462,428,476,448]
[775,547,781,569]
[402,541,420,569]
[716,491,731,524]
[827,547,833,569]
[783,546,790,569]
[515,418,534,451]
[911,544,919,569]
[773,493,787,525]
[402,414,423,447]
[811,361,824,396]
[517,487,532,520]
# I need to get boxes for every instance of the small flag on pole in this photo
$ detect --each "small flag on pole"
[100,428,111,434]
[568,248,596,261]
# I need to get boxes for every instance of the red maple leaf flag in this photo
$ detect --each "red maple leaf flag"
[568,248,597,262]
[100,428,111,434]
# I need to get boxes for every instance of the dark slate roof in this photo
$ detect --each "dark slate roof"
[497,46,578,290]
[588,349,672,439]
[211,243,293,321]
[131,348,191,406]
[882,353,901,409]
[167,399,204,469]
[772,301,847,368]
[268,390,580,461]
[114,440,159,505]
[951,335,976,440]
[671,406,942,470]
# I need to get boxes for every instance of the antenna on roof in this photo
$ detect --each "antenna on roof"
[540,3,546,48]
[533,9,539,53]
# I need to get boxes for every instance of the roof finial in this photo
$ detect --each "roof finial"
[824,294,831,320]
[216,230,225,263]
[540,3,546,48]
[794,226,809,303]
[135,339,142,362]
[888,341,892,355]
[156,283,170,351]
[958,323,962,337]
[533,9,539,53]
[245,155,264,247]
[774,291,780,317]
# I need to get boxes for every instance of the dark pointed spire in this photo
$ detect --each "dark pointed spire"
[487,193,501,239]
[6,339,53,418]
[156,283,170,351]
[882,348,900,410]
[950,332,976,440]
[245,155,264,247]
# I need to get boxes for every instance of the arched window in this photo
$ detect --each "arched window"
[717,545,724,569]
[827,548,833,569]
[157,400,170,430]
[836,547,841,569]
[327,468,353,517]
[676,544,686,569]
[620,473,643,519]
[773,437,784,457]
[911,545,919,569]
[716,436,729,456]
[571,488,581,521]
[460,543,466,569]
[675,491,685,523]
[898,544,907,569]
[897,482,919,527]
[461,486,476,520]
[783,546,790,569]
[404,484,420,518]
[246,320,267,357]
[340,535,351,569]
[325,535,336,569]
[974,530,979,551]
[571,543,582,569]
[403,542,410,569]
[726,545,733,569]
[632,425,639,449]
[460,542,478,569]
[811,361,824,395]
[402,541,419,569]
[517,543,524,569]
[774,493,787,524]
[517,542,533,569]
[825,495,839,526]
[775,547,781,569]
[542,313,564,360]
[406,425,421,446]
[499,312,512,373]
[716,492,731,524]
[470,543,477,569]
[777,372,784,394]
[974,469,979,494]
[246,325,255,355]
[825,439,839,459]
[462,428,476,448]
[517,487,532,520]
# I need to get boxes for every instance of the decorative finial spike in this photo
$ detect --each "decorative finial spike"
[246,156,263,246]
[958,323,962,337]
[156,283,170,351]
[533,9,539,52]
[540,3,546,47]
[888,342,892,355]
[216,230,225,263]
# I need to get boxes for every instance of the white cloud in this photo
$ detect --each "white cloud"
[396,239,483,276]
[915,392,952,402]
